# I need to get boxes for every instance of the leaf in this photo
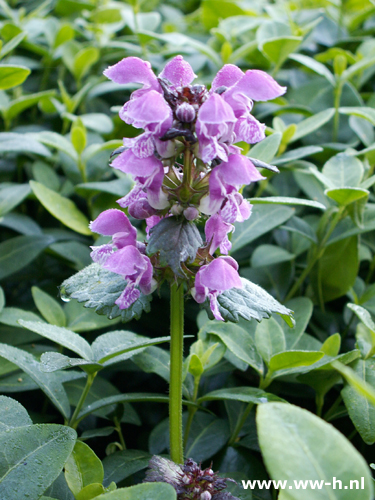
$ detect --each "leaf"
[273,146,322,165]
[251,244,295,268]
[0,286,4,314]
[147,217,202,275]
[257,403,374,500]
[289,53,335,85]
[291,108,335,143]
[339,106,375,126]
[185,412,230,462]
[0,32,26,59]
[40,352,101,374]
[31,287,67,327]
[197,387,284,405]
[73,47,99,81]
[0,184,31,217]
[64,441,104,498]
[0,425,76,498]
[0,64,30,90]
[248,133,282,163]
[18,320,93,360]
[91,331,170,365]
[311,236,359,303]
[0,307,41,328]
[33,131,78,162]
[255,317,286,364]
[0,396,32,431]
[322,153,364,187]
[132,346,170,383]
[0,133,51,156]
[30,181,91,236]
[93,483,177,500]
[333,361,375,407]
[342,56,375,80]
[261,37,302,66]
[249,196,326,210]
[231,204,294,252]
[268,351,324,376]
[204,277,294,327]
[103,450,151,487]
[60,263,152,322]
[2,91,56,122]
[325,187,369,206]
[281,216,318,244]
[0,235,54,280]
[0,343,71,419]
[342,358,375,445]
[201,320,264,375]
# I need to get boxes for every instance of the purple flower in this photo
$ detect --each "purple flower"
[192,256,242,321]
[103,245,154,309]
[205,214,234,255]
[159,55,197,86]
[200,154,264,218]
[196,93,237,163]
[103,56,161,93]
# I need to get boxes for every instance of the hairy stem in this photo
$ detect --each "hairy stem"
[169,282,184,464]
[69,371,97,429]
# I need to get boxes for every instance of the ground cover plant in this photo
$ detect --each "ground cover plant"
[1,0,375,499]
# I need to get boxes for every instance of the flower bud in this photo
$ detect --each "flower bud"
[171,203,184,216]
[200,492,212,500]
[128,199,157,219]
[176,102,196,123]
[184,206,199,221]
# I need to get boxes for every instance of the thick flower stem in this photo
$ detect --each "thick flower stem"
[169,282,184,464]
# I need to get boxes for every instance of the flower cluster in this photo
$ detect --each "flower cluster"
[90,56,286,319]
[144,456,239,500]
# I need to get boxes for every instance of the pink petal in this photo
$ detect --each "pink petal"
[230,69,286,102]
[103,245,148,277]
[115,283,140,309]
[111,150,163,178]
[159,55,197,86]
[205,214,233,255]
[234,115,266,144]
[103,57,160,90]
[199,256,242,292]
[89,209,135,236]
[211,64,244,91]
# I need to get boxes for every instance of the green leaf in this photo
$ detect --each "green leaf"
[64,441,104,498]
[71,119,87,155]
[33,131,78,162]
[268,350,324,375]
[31,287,67,327]
[0,396,32,431]
[0,64,30,90]
[0,424,76,500]
[73,47,99,81]
[281,297,313,350]
[355,323,375,359]
[249,196,326,210]
[103,450,151,487]
[0,184,31,217]
[251,244,294,269]
[197,387,284,405]
[132,346,170,383]
[291,108,335,142]
[0,133,51,157]
[147,217,202,276]
[60,263,152,322]
[2,91,56,122]
[0,307,41,327]
[342,358,375,445]
[339,106,375,126]
[76,483,105,500]
[30,181,91,235]
[0,286,4,314]
[320,333,341,356]
[91,330,170,365]
[342,56,375,80]
[311,236,359,303]
[186,414,230,463]
[333,361,375,406]
[347,303,375,332]
[255,317,286,365]
[0,343,71,419]
[93,483,176,500]
[257,403,374,500]
[18,320,93,360]
[40,352,101,374]
[323,153,364,187]
[0,32,26,59]
[273,146,322,165]
[325,187,369,206]
[261,36,302,66]
[0,235,54,281]
[200,321,264,375]
[204,277,294,327]
[289,53,335,85]
[231,204,294,252]
[248,133,282,163]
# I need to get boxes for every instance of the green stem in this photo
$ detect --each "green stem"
[184,376,200,448]
[333,80,343,142]
[316,393,324,417]
[228,402,254,446]
[284,207,345,302]
[169,282,184,464]
[323,394,342,422]
[69,372,97,429]
[114,416,126,450]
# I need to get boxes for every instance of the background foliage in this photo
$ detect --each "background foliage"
[1,0,375,499]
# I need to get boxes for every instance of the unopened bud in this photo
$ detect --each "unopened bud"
[184,206,199,220]
[200,492,212,500]
[128,199,157,219]
[176,102,196,123]
[171,203,184,216]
